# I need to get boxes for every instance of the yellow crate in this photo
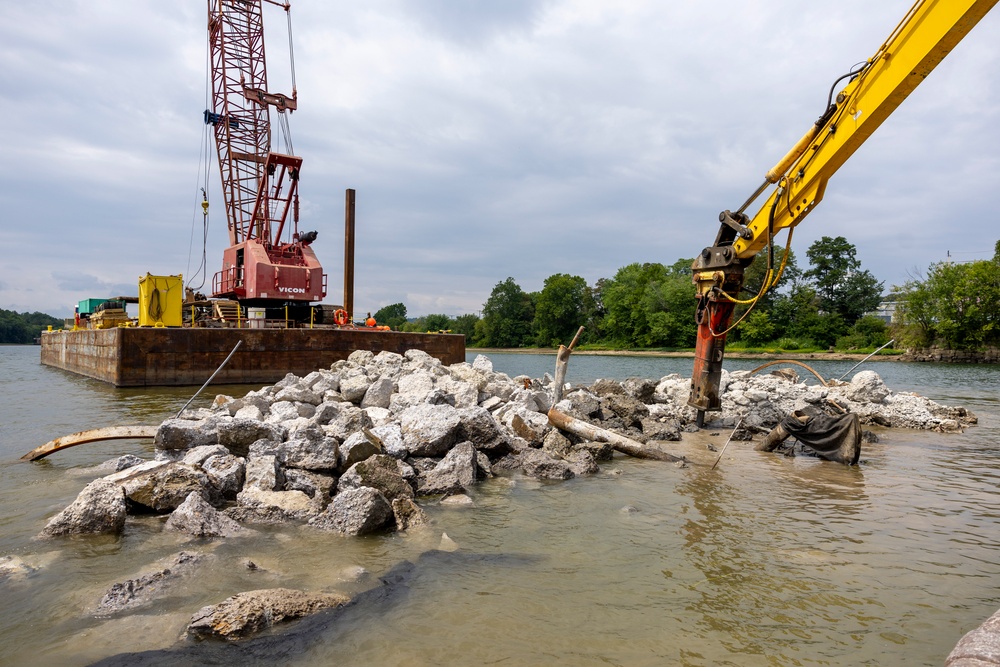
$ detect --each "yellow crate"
[138,274,183,327]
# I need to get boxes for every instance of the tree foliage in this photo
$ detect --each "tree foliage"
[450,313,479,339]
[533,273,589,347]
[0,309,62,344]
[479,277,534,347]
[599,262,694,348]
[804,236,883,326]
[391,234,997,353]
[372,303,408,330]
[896,256,1000,349]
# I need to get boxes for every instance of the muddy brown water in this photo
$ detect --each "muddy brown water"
[1,346,999,665]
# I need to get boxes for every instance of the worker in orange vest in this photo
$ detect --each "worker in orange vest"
[365,312,376,327]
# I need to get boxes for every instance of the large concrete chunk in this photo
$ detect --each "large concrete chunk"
[361,377,395,409]
[520,449,575,481]
[201,453,245,499]
[641,417,681,442]
[369,351,405,379]
[417,441,478,496]
[278,426,340,472]
[283,469,336,501]
[187,588,350,640]
[236,487,316,521]
[370,422,408,459]
[947,606,1000,666]
[41,479,127,536]
[116,462,221,513]
[217,419,287,457]
[243,455,284,492]
[324,404,364,442]
[308,487,393,535]
[273,385,322,406]
[338,454,414,502]
[395,371,436,404]
[601,393,650,427]
[165,492,244,538]
[508,408,551,446]
[621,377,657,403]
[435,375,478,408]
[457,406,512,458]
[400,403,462,457]
[448,361,489,392]
[561,389,602,419]
[182,444,230,467]
[842,370,891,404]
[154,418,220,451]
[339,370,372,404]
[338,432,382,472]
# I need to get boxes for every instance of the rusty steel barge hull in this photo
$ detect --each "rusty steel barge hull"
[40,328,465,387]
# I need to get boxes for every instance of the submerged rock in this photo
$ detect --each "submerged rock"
[96,551,205,616]
[186,588,350,640]
[391,497,428,530]
[0,555,37,581]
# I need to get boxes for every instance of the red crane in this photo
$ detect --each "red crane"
[205,0,326,311]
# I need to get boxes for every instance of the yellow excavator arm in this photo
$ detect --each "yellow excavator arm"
[688,0,997,425]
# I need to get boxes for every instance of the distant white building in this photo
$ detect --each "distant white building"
[868,300,899,324]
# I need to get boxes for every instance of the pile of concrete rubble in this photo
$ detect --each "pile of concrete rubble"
[21,350,979,640]
[40,351,976,543]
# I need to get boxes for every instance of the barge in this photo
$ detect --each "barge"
[40,327,465,387]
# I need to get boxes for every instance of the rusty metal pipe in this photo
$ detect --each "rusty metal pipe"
[344,188,355,322]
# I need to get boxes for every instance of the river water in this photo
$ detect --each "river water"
[1,345,999,665]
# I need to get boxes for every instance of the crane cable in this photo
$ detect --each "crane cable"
[186,22,216,292]
[286,3,296,93]
[274,3,296,157]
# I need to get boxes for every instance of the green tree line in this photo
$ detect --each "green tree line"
[371,235,893,351]
[0,309,63,344]
[893,241,1000,350]
[375,235,999,352]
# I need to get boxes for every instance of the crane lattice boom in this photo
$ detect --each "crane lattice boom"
[205,0,325,305]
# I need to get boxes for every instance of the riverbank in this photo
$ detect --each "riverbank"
[472,347,903,362]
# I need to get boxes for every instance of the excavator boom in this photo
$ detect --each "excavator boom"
[688,0,997,423]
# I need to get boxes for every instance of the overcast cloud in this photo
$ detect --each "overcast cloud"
[2,1,998,318]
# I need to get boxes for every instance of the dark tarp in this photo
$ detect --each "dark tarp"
[780,407,861,465]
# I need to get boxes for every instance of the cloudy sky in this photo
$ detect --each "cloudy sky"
[2,1,998,318]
